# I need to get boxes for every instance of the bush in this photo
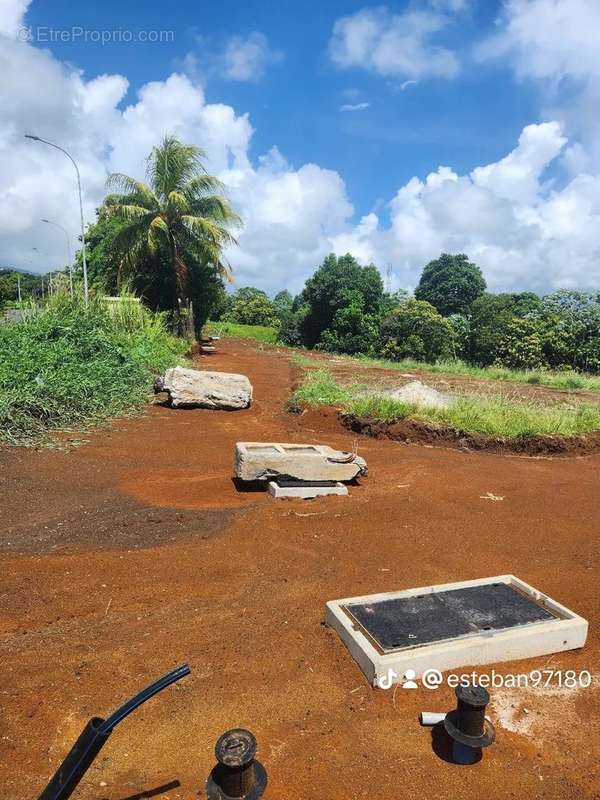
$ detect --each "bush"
[447,313,470,359]
[495,317,546,370]
[469,292,541,365]
[0,292,185,444]
[225,287,279,327]
[317,303,380,355]
[379,299,455,362]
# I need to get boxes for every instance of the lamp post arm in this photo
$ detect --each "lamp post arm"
[26,136,88,304]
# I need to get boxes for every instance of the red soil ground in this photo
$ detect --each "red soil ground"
[1,338,598,800]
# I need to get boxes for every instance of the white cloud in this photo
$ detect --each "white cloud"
[330,123,600,294]
[339,102,370,112]
[0,0,30,36]
[476,0,600,172]
[476,0,600,81]
[2,8,600,298]
[221,32,282,82]
[329,6,460,81]
[0,35,351,295]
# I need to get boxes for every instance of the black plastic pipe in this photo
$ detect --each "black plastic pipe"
[38,663,190,800]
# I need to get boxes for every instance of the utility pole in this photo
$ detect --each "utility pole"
[17,273,21,303]
[385,263,393,294]
[25,135,88,305]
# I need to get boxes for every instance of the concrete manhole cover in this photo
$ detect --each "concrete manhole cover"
[343,582,557,653]
[326,575,588,686]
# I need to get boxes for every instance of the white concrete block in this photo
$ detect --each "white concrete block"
[325,575,588,687]
[235,442,367,482]
[268,481,348,499]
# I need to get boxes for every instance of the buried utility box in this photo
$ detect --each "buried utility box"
[325,575,588,686]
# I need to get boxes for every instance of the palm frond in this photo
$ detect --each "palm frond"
[166,191,191,218]
[105,174,158,209]
[180,214,238,248]
[183,174,227,200]
[146,136,208,199]
[148,216,170,253]
[108,204,156,223]
[189,195,243,228]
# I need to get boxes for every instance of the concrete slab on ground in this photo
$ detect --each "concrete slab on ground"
[325,575,588,687]
[268,480,348,498]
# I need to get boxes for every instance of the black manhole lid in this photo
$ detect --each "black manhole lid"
[343,583,557,653]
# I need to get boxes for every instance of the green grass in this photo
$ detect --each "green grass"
[291,353,600,392]
[206,320,278,343]
[0,292,186,445]
[292,369,600,439]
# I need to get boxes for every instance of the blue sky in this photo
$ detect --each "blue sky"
[25,0,535,221]
[1,1,599,294]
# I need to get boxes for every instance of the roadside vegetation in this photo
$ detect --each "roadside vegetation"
[292,369,600,439]
[0,293,185,444]
[206,320,278,343]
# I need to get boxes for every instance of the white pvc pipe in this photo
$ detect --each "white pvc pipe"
[420,712,446,726]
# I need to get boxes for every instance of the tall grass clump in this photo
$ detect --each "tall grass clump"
[292,369,600,439]
[0,291,186,444]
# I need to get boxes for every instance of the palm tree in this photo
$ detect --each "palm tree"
[105,136,241,339]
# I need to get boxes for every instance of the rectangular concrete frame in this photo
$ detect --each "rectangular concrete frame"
[268,480,348,498]
[235,442,366,482]
[325,575,588,687]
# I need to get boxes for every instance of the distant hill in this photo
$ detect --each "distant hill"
[0,268,44,305]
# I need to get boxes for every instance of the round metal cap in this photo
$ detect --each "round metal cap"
[455,684,490,707]
[215,729,257,768]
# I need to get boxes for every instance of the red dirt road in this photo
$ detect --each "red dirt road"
[1,339,598,800]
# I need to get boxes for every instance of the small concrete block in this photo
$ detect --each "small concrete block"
[268,480,348,499]
[235,442,367,482]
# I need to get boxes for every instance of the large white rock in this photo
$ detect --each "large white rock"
[155,366,252,410]
[235,442,368,482]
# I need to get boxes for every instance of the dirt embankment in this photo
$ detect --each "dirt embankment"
[340,413,600,456]
[289,356,600,457]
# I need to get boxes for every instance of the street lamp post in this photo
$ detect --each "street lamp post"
[25,134,88,305]
[41,218,73,297]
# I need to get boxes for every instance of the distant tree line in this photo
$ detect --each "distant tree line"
[213,252,600,374]
[0,269,62,307]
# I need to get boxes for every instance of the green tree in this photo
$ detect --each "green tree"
[318,302,380,355]
[299,253,384,348]
[224,287,279,327]
[0,269,45,306]
[469,292,541,365]
[272,290,293,319]
[447,313,470,359]
[415,253,486,316]
[379,299,455,362]
[495,317,546,370]
[105,135,241,339]
[78,208,126,294]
